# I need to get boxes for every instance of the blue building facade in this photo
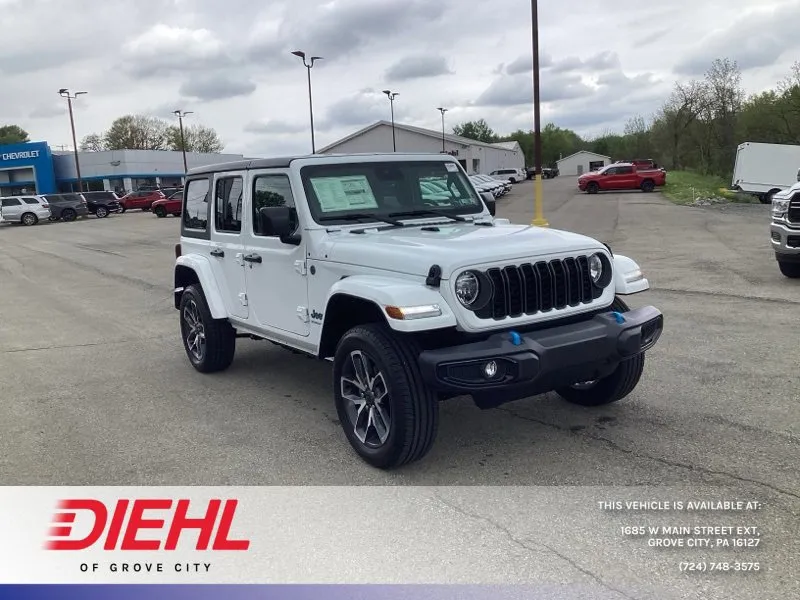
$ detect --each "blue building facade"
[0,141,244,197]
[0,141,57,196]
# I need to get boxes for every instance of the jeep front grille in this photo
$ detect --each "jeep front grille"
[789,198,800,223]
[474,256,603,320]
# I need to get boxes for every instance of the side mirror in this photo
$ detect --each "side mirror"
[481,192,496,216]
[258,205,300,245]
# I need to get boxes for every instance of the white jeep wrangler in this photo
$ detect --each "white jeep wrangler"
[173,153,663,469]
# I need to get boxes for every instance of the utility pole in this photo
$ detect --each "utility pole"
[530,0,549,227]
[173,110,193,176]
[58,88,87,192]
[383,90,399,151]
[292,51,323,153]
[437,107,448,153]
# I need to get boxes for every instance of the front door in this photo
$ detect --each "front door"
[242,170,309,337]
[209,172,248,320]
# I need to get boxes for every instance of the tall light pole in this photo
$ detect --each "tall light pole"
[382,90,399,151]
[530,0,549,227]
[436,107,448,153]
[58,88,87,193]
[173,110,193,177]
[292,50,323,154]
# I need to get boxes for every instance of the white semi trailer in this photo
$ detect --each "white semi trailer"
[732,141,800,204]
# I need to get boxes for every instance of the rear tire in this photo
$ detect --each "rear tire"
[61,209,76,222]
[587,182,599,194]
[179,284,236,373]
[555,295,644,407]
[333,323,439,469]
[119,204,127,213]
[21,212,38,226]
[95,206,109,218]
[778,261,800,278]
[761,189,779,205]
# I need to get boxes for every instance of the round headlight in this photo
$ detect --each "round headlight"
[455,271,480,306]
[589,253,603,283]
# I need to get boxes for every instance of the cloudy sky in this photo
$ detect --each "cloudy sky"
[2,0,799,156]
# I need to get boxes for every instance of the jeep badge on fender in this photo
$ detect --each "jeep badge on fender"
[172,153,663,469]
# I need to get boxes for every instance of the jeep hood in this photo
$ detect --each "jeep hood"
[316,221,606,277]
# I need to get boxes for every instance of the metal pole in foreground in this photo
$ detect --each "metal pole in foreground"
[383,90,398,151]
[59,88,87,192]
[437,107,448,152]
[530,0,549,227]
[292,51,323,154]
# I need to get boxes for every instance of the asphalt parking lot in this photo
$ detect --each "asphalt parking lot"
[1,177,797,597]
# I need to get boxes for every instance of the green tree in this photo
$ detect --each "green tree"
[0,124,30,145]
[166,123,224,153]
[452,119,497,143]
[100,115,170,150]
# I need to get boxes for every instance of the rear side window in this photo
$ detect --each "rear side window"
[2,198,21,207]
[183,178,210,231]
[215,177,244,233]
[23,198,40,204]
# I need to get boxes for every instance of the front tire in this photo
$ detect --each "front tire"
[179,284,236,373]
[555,296,644,406]
[333,324,439,469]
[778,261,800,278]
[586,182,599,194]
[155,206,167,218]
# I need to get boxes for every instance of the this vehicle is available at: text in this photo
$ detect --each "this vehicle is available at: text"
[173,153,664,469]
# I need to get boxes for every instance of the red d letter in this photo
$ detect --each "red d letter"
[46,499,108,550]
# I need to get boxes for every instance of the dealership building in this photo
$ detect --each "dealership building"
[318,121,525,175]
[0,141,244,197]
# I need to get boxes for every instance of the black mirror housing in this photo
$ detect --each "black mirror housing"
[480,192,496,216]
[258,206,300,244]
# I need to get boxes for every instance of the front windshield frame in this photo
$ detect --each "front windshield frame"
[299,160,486,226]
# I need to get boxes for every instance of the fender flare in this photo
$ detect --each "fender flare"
[324,275,457,333]
[613,254,650,295]
[174,255,227,319]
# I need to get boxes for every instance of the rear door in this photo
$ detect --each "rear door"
[1,198,23,221]
[209,171,248,319]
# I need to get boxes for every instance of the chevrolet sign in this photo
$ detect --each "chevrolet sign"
[1,150,40,161]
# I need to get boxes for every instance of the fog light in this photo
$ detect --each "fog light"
[484,361,498,379]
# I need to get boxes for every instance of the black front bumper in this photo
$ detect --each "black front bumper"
[418,306,663,408]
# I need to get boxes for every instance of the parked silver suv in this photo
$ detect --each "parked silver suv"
[0,195,51,226]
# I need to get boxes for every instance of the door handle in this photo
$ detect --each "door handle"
[243,253,262,264]
[210,248,224,258]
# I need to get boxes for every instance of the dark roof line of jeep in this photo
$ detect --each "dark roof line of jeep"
[187,152,459,177]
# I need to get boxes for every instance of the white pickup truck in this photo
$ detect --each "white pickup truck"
[172,153,663,468]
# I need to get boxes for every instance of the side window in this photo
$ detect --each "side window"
[252,174,295,236]
[619,166,634,175]
[214,176,243,233]
[183,178,210,230]
[2,198,21,207]
[605,167,618,175]
[23,198,40,205]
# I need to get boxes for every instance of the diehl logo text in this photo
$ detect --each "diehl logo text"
[46,498,250,551]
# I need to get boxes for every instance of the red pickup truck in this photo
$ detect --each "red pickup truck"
[118,189,166,212]
[578,163,666,194]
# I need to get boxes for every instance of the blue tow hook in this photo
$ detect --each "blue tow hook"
[611,311,626,324]
[509,331,522,346]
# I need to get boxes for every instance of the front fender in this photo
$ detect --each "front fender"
[326,275,458,332]
[613,254,650,295]
[174,255,227,319]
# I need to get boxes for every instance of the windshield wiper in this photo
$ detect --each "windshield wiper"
[318,213,404,227]
[387,209,467,222]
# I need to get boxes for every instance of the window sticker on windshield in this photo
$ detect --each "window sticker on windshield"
[445,163,458,172]
[311,176,379,212]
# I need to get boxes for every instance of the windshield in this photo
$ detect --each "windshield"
[300,161,484,225]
